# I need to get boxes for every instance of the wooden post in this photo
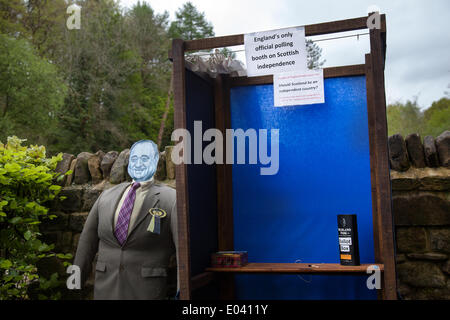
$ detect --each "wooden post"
[368,25,398,300]
[171,39,192,300]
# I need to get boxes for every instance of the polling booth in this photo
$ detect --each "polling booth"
[170,15,397,300]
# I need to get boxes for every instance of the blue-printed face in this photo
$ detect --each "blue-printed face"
[128,141,159,182]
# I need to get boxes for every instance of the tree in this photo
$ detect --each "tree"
[0,0,68,58]
[0,35,67,148]
[51,0,129,153]
[0,0,26,37]
[386,97,449,138]
[387,99,423,137]
[422,98,450,137]
[168,2,214,40]
[22,0,67,57]
[219,47,236,59]
[124,1,171,93]
[53,0,163,154]
[157,2,215,149]
[306,39,326,69]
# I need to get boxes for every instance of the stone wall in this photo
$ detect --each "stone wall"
[392,168,449,299]
[389,131,450,299]
[44,131,449,299]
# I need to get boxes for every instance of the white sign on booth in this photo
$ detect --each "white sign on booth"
[273,69,325,107]
[244,27,308,77]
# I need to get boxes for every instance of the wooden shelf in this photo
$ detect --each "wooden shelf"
[206,263,384,275]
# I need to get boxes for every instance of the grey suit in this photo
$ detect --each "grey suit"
[73,182,177,300]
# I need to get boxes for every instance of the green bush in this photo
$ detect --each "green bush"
[0,136,71,300]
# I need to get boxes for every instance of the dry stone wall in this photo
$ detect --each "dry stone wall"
[389,131,450,299]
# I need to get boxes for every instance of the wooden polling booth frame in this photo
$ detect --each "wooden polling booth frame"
[170,14,397,300]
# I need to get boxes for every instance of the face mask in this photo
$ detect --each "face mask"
[127,140,159,182]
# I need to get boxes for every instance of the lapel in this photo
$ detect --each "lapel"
[126,185,161,239]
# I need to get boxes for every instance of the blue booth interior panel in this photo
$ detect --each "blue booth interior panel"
[230,76,377,299]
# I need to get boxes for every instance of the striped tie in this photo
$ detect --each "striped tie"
[114,182,141,246]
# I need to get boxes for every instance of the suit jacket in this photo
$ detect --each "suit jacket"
[73,182,178,300]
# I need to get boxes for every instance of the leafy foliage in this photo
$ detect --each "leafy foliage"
[387,98,450,138]
[0,136,71,300]
[0,34,67,148]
